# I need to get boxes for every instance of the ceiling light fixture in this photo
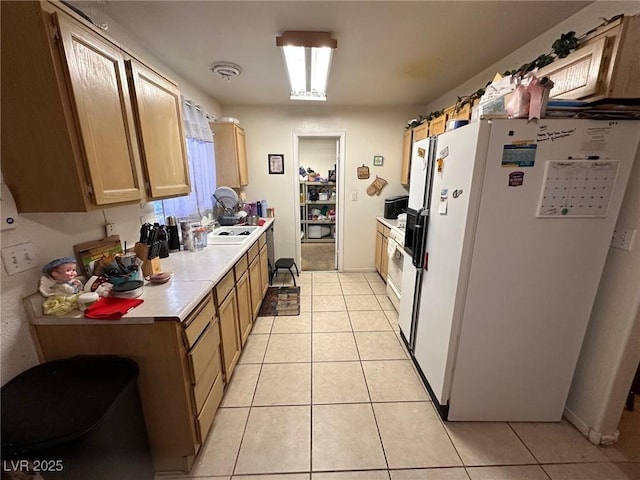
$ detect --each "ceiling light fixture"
[210,62,242,82]
[276,31,337,101]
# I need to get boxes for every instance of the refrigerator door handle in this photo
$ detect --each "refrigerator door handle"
[413,209,430,268]
[413,223,426,268]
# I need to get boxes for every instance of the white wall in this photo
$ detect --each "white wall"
[221,106,416,270]
[424,1,640,443]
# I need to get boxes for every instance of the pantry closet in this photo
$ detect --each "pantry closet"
[298,136,340,271]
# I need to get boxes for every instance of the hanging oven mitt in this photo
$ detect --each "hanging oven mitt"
[366,176,388,196]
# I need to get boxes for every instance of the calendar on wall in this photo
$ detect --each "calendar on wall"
[537,160,619,218]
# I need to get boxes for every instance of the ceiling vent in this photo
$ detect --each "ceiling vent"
[210,62,242,81]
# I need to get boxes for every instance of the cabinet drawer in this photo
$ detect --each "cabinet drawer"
[258,232,266,249]
[248,242,259,261]
[215,270,235,306]
[196,369,224,444]
[382,226,390,237]
[376,221,384,234]
[188,321,220,383]
[183,294,215,348]
[234,254,248,279]
[192,346,222,414]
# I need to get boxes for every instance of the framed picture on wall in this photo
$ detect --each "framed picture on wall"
[268,154,284,174]
[373,155,384,166]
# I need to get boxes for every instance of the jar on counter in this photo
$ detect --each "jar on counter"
[77,292,99,312]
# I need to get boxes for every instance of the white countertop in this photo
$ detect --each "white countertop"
[377,216,400,229]
[27,218,274,326]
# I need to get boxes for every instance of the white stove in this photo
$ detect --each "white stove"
[388,226,406,245]
[386,226,407,312]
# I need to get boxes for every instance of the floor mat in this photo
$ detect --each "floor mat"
[258,286,300,316]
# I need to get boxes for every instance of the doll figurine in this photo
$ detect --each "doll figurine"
[39,257,85,297]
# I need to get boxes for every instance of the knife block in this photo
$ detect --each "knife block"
[134,242,162,278]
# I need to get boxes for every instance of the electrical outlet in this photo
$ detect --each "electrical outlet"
[105,223,117,237]
[1,242,37,275]
[351,191,358,201]
[611,227,636,251]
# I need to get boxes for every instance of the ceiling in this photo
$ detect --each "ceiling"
[72,1,591,107]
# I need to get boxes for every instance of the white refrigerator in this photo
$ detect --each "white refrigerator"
[398,118,640,421]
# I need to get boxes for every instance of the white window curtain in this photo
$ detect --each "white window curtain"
[154,98,216,222]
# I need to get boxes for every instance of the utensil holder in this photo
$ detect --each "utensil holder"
[134,242,162,278]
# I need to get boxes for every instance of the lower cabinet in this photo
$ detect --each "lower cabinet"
[259,240,269,297]
[235,255,253,346]
[248,242,262,319]
[30,236,271,474]
[32,292,222,473]
[375,220,390,281]
[215,270,241,382]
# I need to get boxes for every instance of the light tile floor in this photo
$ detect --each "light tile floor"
[156,271,640,480]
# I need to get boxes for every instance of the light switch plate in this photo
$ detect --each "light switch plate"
[2,242,37,275]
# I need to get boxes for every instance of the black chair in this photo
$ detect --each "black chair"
[271,258,299,286]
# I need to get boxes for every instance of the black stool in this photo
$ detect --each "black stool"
[1,355,153,480]
[271,258,299,286]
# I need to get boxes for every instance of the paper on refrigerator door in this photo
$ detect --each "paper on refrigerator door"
[537,160,619,217]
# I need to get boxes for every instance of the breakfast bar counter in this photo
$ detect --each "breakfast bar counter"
[25,218,274,325]
[27,218,275,474]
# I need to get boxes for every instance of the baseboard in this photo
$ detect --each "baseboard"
[563,405,620,445]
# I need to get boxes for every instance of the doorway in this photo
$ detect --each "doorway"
[293,132,345,272]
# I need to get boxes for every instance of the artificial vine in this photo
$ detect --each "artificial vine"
[405,14,623,130]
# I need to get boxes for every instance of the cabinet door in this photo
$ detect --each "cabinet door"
[259,245,269,297]
[375,231,383,275]
[400,128,412,187]
[236,271,252,346]
[249,255,262,319]
[381,235,389,281]
[55,14,144,205]
[127,60,191,198]
[212,123,248,188]
[218,289,241,381]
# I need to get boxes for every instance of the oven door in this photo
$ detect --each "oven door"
[386,237,405,312]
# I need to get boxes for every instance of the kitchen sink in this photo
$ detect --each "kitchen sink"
[207,226,260,244]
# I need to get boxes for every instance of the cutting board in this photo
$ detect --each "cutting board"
[73,235,122,277]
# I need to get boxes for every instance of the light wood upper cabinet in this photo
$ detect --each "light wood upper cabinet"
[400,128,413,187]
[0,2,190,212]
[55,14,144,206]
[212,122,249,188]
[538,14,640,102]
[127,60,190,199]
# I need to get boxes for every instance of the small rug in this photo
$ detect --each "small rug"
[259,286,300,316]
